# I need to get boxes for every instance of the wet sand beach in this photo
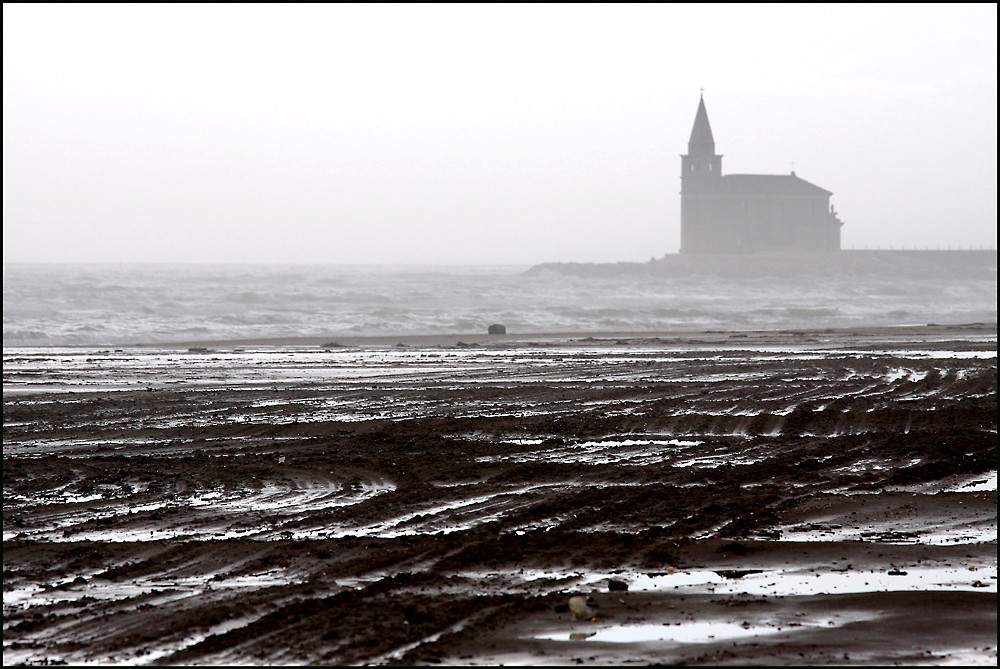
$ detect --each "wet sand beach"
[3,323,997,665]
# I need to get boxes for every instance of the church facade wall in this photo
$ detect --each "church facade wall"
[682,192,839,253]
[679,98,842,254]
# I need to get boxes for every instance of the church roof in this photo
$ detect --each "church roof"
[719,173,832,196]
[688,96,716,154]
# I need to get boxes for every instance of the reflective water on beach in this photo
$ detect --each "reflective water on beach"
[625,566,997,595]
[537,616,871,644]
[3,324,995,668]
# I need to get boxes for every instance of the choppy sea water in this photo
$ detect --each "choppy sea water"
[3,262,997,347]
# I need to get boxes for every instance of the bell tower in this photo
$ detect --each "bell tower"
[680,94,723,253]
[681,94,722,184]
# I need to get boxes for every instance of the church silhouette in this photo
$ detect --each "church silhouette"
[681,96,843,253]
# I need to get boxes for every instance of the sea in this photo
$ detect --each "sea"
[3,260,997,347]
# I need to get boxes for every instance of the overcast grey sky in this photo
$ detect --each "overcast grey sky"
[3,3,997,264]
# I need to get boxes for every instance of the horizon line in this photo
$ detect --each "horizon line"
[4,247,998,267]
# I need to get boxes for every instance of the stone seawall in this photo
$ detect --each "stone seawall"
[526,249,997,279]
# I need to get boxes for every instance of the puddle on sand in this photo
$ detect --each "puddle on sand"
[537,618,844,644]
[772,520,997,546]
[625,566,997,596]
[945,470,998,493]
[841,470,999,497]
[2,568,297,611]
[923,646,1000,667]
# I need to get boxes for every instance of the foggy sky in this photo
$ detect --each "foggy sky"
[3,3,997,265]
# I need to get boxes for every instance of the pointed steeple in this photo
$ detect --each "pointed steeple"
[688,94,715,155]
[681,94,722,186]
